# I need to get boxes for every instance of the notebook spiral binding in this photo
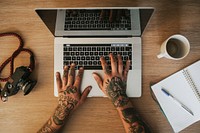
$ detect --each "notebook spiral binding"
[183,69,200,102]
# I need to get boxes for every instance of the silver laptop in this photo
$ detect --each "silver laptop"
[36,7,154,97]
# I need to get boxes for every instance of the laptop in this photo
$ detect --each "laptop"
[35,7,154,97]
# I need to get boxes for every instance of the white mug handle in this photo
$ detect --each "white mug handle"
[157,53,165,58]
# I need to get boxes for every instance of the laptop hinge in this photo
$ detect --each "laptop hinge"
[62,35,135,38]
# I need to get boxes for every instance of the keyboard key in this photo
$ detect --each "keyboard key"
[64,57,71,60]
[91,56,95,60]
[86,56,90,60]
[92,47,96,51]
[106,47,110,51]
[80,52,84,55]
[64,52,70,55]
[71,52,75,55]
[105,56,109,60]
[104,52,108,55]
[78,66,102,70]
[126,47,132,51]
[96,56,100,60]
[99,52,103,56]
[81,56,85,60]
[77,56,81,60]
[111,47,115,51]
[90,52,94,55]
[84,61,87,65]
[79,61,83,65]
[85,52,89,55]
[87,47,91,51]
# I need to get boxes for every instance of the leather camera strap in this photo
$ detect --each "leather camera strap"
[0,32,35,82]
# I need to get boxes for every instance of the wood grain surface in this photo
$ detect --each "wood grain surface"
[0,0,200,133]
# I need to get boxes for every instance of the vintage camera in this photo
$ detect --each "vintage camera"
[1,66,37,101]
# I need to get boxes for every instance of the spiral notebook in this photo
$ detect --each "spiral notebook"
[151,60,200,133]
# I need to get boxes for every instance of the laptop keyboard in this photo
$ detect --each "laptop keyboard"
[64,9,132,31]
[63,44,132,70]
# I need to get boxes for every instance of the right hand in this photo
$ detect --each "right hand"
[92,54,131,108]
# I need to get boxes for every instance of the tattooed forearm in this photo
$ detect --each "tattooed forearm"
[37,119,57,133]
[122,108,150,133]
[106,76,129,107]
[52,93,78,126]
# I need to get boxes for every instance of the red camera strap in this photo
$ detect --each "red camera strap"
[0,32,35,82]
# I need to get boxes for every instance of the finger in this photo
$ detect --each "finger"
[100,10,106,20]
[72,10,77,16]
[110,53,118,74]
[100,56,111,75]
[92,72,103,90]
[79,86,92,105]
[115,10,122,21]
[123,60,131,80]
[62,65,69,86]
[67,63,76,86]
[56,72,62,92]
[124,9,130,19]
[74,67,84,90]
[109,9,117,22]
[118,54,123,75]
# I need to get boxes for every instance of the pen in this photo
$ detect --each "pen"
[161,88,194,116]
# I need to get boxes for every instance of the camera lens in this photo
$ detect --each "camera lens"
[22,80,37,95]
[17,79,37,95]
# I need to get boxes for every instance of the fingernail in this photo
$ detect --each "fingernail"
[56,72,59,76]
[64,65,68,69]
[88,86,92,90]
[92,73,96,78]
[79,67,84,70]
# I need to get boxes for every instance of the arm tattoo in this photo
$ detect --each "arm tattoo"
[122,108,151,133]
[37,119,57,133]
[106,76,129,107]
[52,93,78,125]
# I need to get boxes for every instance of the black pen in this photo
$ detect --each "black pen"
[161,88,194,116]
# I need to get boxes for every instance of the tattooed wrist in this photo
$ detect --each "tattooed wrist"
[37,118,57,133]
[122,108,149,133]
[105,76,129,107]
[52,93,78,126]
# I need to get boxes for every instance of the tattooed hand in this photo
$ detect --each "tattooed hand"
[93,53,131,108]
[38,63,92,133]
[54,63,92,125]
[93,55,151,133]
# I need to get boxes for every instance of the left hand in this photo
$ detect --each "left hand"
[53,63,92,125]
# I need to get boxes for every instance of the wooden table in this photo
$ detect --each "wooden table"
[0,0,200,133]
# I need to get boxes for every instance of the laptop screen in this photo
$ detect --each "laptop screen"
[36,8,154,37]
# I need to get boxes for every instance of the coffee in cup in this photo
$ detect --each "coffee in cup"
[157,34,190,60]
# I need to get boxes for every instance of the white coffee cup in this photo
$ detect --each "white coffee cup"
[157,34,190,60]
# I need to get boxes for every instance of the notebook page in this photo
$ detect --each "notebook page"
[151,70,200,133]
[186,60,200,101]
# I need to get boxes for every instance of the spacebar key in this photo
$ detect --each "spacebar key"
[80,66,102,70]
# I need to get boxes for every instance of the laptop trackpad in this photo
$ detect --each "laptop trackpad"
[80,70,105,97]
